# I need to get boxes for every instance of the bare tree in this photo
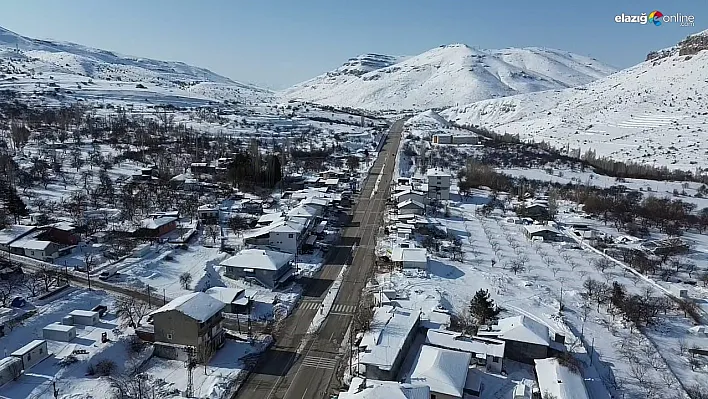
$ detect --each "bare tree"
[179,272,193,290]
[38,267,59,292]
[0,277,20,307]
[115,296,150,328]
[550,267,562,277]
[205,224,220,244]
[593,257,613,274]
[22,272,44,297]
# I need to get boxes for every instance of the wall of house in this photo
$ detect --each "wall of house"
[0,358,23,388]
[269,232,298,253]
[42,327,76,342]
[427,186,450,200]
[399,207,423,216]
[13,342,48,370]
[485,354,503,374]
[403,260,427,270]
[504,341,548,364]
[429,391,460,399]
[152,310,200,347]
[225,267,277,288]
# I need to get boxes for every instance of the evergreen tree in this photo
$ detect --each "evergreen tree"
[469,289,501,326]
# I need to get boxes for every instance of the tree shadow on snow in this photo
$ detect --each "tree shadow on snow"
[428,260,465,279]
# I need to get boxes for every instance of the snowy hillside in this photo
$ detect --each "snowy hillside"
[282,44,615,111]
[0,26,271,105]
[443,31,708,170]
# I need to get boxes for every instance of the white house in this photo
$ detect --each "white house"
[359,306,420,380]
[391,247,428,270]
[10,340,49,371]
[269,220,307,253]
[478,315,552,363]
[221,249,295,288]
[10,239,61,262]
[392,190,428,205]
[426,168,451,201]
[42,323,77,342]
[338,378,430,399]
[197,204,219,222]
[534,358,590,399]
[397,199,426,215]
[409,345,471,399]
[68,310,100,326]
[0,225,36,252]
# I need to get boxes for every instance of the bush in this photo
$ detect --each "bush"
[94,359,117,376]
[128,335,147,354]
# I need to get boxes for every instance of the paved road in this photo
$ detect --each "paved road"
[236,119,404,399]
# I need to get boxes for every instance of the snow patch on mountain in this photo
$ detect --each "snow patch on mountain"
[282,44,615,111]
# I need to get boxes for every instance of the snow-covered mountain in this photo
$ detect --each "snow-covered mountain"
[0,26,271,106]
[442,30,708,170]
[281,44,615,111]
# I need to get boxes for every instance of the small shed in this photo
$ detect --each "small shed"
[10,340,49,371]
[43,323,77,342]
[69,310,100,326]
[0,357,22,387]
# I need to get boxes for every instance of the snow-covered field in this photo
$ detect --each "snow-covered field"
[282,44,615,111]
[443,31,708,169]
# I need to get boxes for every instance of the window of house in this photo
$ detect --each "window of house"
[288,234,294,239]
[39,348,43,354]
[28,353,31,361]
[493,356,500,363]
[167,333,173,340]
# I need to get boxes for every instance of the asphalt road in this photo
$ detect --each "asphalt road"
[235,118,404,399]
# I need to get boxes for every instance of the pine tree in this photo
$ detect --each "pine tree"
[469,289,501,326]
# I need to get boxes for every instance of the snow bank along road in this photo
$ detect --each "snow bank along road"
[235,118,405,399]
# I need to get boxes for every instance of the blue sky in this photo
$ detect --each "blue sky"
[1,0,705,89]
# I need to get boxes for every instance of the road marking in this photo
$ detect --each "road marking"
[300,301,321,310]
[301,356,338,369]
[331,304,356,313]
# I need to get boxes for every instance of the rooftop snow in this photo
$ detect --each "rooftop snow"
[0,225,36,245]
[524,225,560,235]
[409,345,471,398]
[14,239,53,251]
[151,292,224,322]
[534,357,590,399]
[481,315,551,346]
[426,168,451,178]
[10,340,46,356]
[397,199,425,209]
[141,216,178,230]
[391,248,428,263]
[359,306,420,371]
[339,379,430,399]
[425,329,505,358]
[220,249,294,271]
[205,287,246,304]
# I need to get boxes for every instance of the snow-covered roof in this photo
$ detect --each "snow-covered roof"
[287,205,319,218]
[339,379,430,399]
[11,340,46,356]
[324,178,340,185]
[43,323,75,332]
[271,220,307,234]
[220,249,294,271]
[257,212,285,224]
[0,356,22,369]
[301,196,330,207]
[151,292,224,322]
[426,329,505,358]
[360,306,420,371]
[0,225,36,245]
[50,222,75,231]
[141,216,178,230]
[409,345,471,398]
[205,287,246,304]
[524,224,560,235]
[15,239,53,251]
[198,204,218,211]
[391,248,428,263]
[481,315,551,346]
[397,199,425,209]
[534,358,590,399]
[426,168,451,178]
[69,310,99,318]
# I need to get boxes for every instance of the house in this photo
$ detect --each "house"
[397,199,426,216]
[409,345,472,399]
[197,205,219,224]
[523,225,561,242]
[477,316,551,364]
[0,357,22,387]
[391,247,428,270]
[0,225,37,253]
[42,323,77,342]
[241,199,263,215]
[432,134,453,144]
[451,135,478,145]
[393,190,428,205]
[359,305,420,380]
[44,222,80,245]
[151,292,225,361]
[520,202,550,220]
[425,329,505,373]
[190,162,216,175]
[426,169,451,201]
[287,204,320,221]
[68,310,100,326]
[221,249,295,288]
[10,239,62,262]
[338,378,431,399]
[137,216,178,238]
[268,220,307,253]
[10,340,49,371]
[534,358,590,399]
[204,287,251,314]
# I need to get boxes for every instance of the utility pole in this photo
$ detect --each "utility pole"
[147,285,151,308]
[163,288,166,306]
[86,265,91,290]
[53,380,59,398]
[185,347,195,397]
